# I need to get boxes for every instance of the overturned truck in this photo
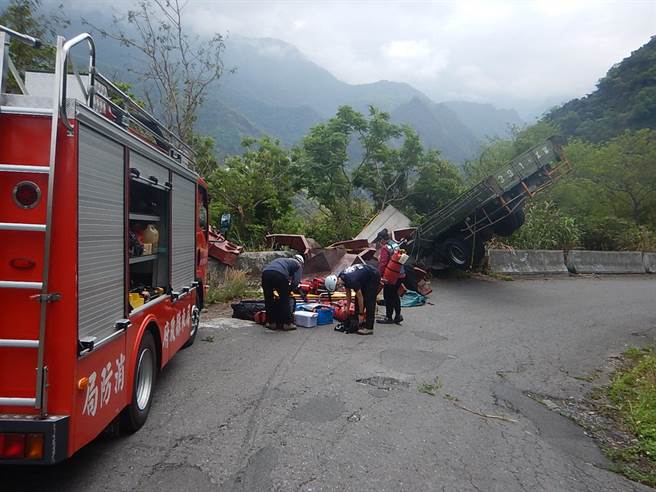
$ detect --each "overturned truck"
[409,136,571,270]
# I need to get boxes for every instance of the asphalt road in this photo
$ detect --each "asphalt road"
[4,275,656,491]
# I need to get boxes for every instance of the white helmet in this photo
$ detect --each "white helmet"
[324,274,338,292]
[294,254,304,265]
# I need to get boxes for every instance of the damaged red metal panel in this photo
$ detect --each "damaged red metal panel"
[208,228,244,266]
[265,234,321,256]
[327,238,370,253]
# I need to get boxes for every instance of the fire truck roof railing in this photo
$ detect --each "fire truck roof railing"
[0,25,196,170]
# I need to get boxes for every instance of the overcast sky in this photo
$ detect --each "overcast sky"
[37,0,656,115]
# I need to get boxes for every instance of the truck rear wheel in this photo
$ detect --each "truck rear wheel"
[121,331,157,433]
[441,236,485,270]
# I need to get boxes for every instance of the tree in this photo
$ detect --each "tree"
[295,106,367,240]
[353,108,423,211]
[553,130,656,226]
[0,0,68,92]
[408,150,464,218]
[207,137,296,247]
[84,0,227,143]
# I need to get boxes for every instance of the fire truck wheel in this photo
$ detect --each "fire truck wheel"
[182,305,200,349]
[121,331,157,433]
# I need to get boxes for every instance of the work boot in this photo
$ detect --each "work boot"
[394,315,404,325]
[377,317,394,324]
[280,323,297,331]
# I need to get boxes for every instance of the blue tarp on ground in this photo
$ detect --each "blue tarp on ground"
[400,290,426,307]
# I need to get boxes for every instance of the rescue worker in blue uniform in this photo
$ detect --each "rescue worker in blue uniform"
[261,255,304,331]
[326,263,381,336]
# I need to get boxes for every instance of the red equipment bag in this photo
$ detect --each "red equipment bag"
[254,311,267,325]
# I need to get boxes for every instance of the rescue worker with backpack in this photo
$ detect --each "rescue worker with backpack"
[375,229,404,325]
[261,255,304,331]
[325,263,380,336]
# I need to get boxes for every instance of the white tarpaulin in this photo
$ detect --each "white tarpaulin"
[355,205,411,243]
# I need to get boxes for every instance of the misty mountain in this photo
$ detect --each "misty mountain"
[210,36,523,161]
[546,36,656,142]
[38,10,526,163]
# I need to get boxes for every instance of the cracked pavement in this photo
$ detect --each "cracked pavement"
[4,275,656,491]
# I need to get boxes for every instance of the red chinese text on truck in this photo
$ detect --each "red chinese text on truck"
[0,26,210,464]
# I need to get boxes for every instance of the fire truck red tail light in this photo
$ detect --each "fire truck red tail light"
[0,432,44,460]
[13,181,41,209]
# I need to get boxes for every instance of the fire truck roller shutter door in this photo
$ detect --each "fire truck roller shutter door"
[130,151,169,187]
[171,174,196,292]
[78,126,126,342]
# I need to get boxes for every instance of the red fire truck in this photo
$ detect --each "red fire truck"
[0,26,209,464]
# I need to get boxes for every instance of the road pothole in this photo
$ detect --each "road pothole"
[290,395,346,423]
[356,375,410,390]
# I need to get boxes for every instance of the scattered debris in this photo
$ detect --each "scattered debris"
[355,205,412,243]
[201,335,214,342]
[347,411,362,422]
[208,226,243,266]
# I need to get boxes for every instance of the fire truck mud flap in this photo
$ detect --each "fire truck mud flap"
[0,415,69,465]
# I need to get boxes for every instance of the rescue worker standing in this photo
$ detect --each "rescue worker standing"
[261,254,304,331]
[376,229,404,324]
[325,263,381,336]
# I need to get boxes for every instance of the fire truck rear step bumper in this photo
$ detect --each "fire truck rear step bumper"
[0,415,69,465]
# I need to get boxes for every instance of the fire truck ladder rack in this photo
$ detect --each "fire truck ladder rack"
[0,30,73,416]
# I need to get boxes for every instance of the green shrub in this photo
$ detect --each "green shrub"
[206,268,253,304]
[579,217,656,251]
[608,347,656,482]
[508,201,580,250]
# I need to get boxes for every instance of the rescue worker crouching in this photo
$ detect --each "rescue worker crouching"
[325,263,381,336]
[375,229,404,325]
[261,254,304,331]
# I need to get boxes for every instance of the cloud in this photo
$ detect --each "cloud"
[50,0,656,113]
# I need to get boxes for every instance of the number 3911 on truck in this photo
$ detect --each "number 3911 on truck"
[0,26,209,464]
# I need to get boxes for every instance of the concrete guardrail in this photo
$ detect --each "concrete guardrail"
[566,250,645,274]
[488,249,568,275]
[209,251,292,279]
[643,252,656,273]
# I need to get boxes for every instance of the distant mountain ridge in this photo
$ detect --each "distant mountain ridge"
[208,36,523,162]
[41,11,526,164]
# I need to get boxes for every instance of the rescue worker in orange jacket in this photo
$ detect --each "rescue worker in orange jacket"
[376,229,404,324]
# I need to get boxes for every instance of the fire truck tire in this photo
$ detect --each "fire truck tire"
[182,305,200,349]
[121,331,157,433]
